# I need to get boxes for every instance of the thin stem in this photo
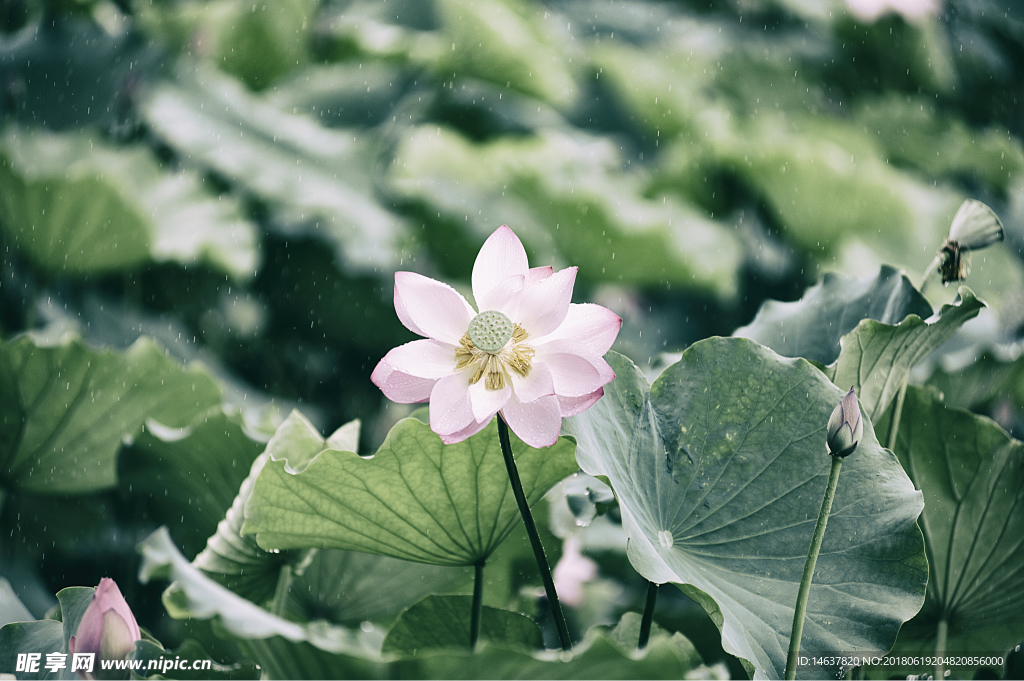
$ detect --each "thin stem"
[886,381,908,451]
[934,617,948,681]
[638,581,659,650]
[470,560,485,650]
[271,564,293,618]
[785,456,844,680]
[920,251,944,294]
[497,415,572,651]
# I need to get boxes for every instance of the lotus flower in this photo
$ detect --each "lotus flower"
[372,225,621,448]
[826,387,863,458]
[68,578,141,679]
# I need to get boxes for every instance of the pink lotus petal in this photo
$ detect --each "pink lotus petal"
[429,373,475,436]
[70,578,141,667]
[440,417,491,444]
[477,274,525,312]
[553,535,598,606]
[533,303,622,356]
[472,226,529,308]
[557,389,604,417]
[501,395,562,448]
[394,272,476,345]
[370,362,437,403]
[469,380,512,423]
[509,362,555,404]
[539,352,613,397]
[526,266,553,285]
[510,266,577,337]
[375,340,455,379]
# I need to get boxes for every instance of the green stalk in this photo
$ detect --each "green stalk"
[638,581,659,650]
[886,381,908,451]
[934,617,948,681]
[497,415,572,651]
[920,252,944,294]
[271,564,293,618]
[470,560,485,650]
[785,456,844,680]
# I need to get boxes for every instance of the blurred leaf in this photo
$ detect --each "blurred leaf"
[0,576,33,627]
[381,595,541,655]
[867,387,1024,677]
[267,63,410,128]
[242,416,578,566]
[0,335,221,494]
[825,287,985,422]
[857,96,1024,195]
[563,345,927,680]
[119,409,264,559]
[435,0,577,108]
[0,127,259,279]
[141,65,407,274]
[735,265,933,365]
[0,619,65,680]
[392,126,743,297]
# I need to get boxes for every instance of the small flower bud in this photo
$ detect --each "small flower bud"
[827,387,863,458]
[68,578,141,680]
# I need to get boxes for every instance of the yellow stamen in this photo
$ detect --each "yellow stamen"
[455,324,534,390]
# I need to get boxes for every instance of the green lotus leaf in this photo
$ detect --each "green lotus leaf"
[0,335,221,494]
[381,595,541,655]
[242,415,577,566]
[735,265,933,365]
[0,577,34,628]
[563,343,927,679]
[0,126,258,279]
[826,287,984,421]
[868,387,1024,678]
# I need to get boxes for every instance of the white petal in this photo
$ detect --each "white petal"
[509,362,555,403]
[532,303,622,355]
[377,339,456,379]
[539,352,613,397]
[468,380,512,423]
[526,266,553,285]
[510,266,577,337]
[394,272,475,345]
[472,226,529,307]
[476,274,524,312]
[501,395,562,448]
[429,373,475,436]
[440,418,490,444]
[370,362,437,403]
[557,389,604,417]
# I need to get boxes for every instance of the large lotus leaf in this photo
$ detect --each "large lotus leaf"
[242,415,577,566]
[0,127,258,279]
[381,595,542,655]
[926,350,1024,412]
[390,126,743,297]
[868,387,1024,677]
[734,265,932,365]
[562,343,927,680]
[141,64,405,274]
[191,410,353,604]
[825,287,984,422]
[0,335,221,494]
[118,409,264,559]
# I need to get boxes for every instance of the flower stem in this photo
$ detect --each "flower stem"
[638,581,659,650]
[934,617,948,681]
[470,560,485,650]
[497,415,572,652]
[886,381,908,451]
[921,252,944,293]
[785,456,844,680]
[271,564,293,618]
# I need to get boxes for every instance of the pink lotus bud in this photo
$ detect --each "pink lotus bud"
[68,578,142,679]
[827,387,863,458]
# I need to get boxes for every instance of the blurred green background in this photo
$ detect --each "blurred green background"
[1,0,1023,675]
